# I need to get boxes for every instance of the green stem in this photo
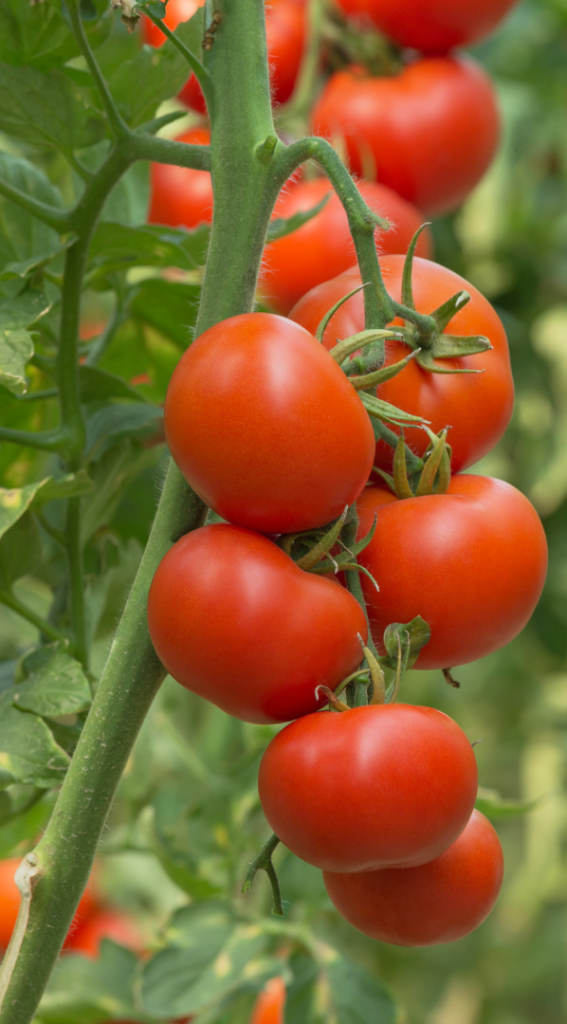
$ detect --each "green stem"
[66,0,130,139]
[242,833,284,917]
[144,9,214,108]
[0,428,66,452]
[65,498,87,668]
[13,389,58,403]
[0,592,67,644]
[0,179,70,233]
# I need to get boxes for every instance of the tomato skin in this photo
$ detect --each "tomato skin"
[311,57,499,216]
[164,313,375,534]
[0,858,99,951]
[290,256,514,474]
[324,810,504,946]
[258,704,478,872]
[251,976,286,1024]
[66,909,145,958]
[356,476,548,670]
[260,178,431,315]
[337,0,518,54]
[148,128,212,230]
[148,524,368,724]
[142,0,204,47]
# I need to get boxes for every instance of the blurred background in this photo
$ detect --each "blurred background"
[1,0,567,1021]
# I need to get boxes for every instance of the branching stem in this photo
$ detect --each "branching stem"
[242,834,284,917]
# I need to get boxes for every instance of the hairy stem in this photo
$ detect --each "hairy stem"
[0,592,67,643]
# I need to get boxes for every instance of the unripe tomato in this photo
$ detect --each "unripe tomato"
[148,524,368,724]
[311,57,499,216]
[337,0,518,54]
[258,704,478,872]
[290,256,514,475]
[356,476,548,670]
[251,976,286,1024]
[0,858,99,951]
[164,313,375,534]
[260,177,431,315]
[324,810,504,946]
[148,128,212,229]
[67,909,145,958]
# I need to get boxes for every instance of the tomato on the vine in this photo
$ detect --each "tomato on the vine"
[290,256,515,474]
[356,476,548,670]
[148,524,368,724]
[324,810,504,946]
[337,0,518,54]
[260,177,431,315]
[311,56,499,216]
[251,976,286,1024]
[0,858,99,951]
[164,313,375,534]
[148,127,212,229]
[258,704,478,872]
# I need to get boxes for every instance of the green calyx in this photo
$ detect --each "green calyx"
[375,427,452,500]
[281,505,379,587]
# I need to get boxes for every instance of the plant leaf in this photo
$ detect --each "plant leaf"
[0,691,70,789]
[12,641,92,717]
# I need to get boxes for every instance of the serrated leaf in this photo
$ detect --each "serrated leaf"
[326,955,399,1024]
[267,194,329,243]
[85,403,163,461]
[0,290,51,330]
[0,691,70,789]
[130,278,200,347]
[12,641,91,717]
[0,64,105,149]
[79,365,149,404]
[39,940,140,1023]
[89,222,209,276]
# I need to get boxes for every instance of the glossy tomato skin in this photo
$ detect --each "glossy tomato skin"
[311,57,499,216]
[258,704,478,872]
[164,313,375,534]
[0,858,99,950]
[67,909,145,958]
[337,0,518,53]
[290,256,514,474]
[148,128,212,229]
[324,810,504,946]
[357,476,548,670]
[148,524,368,724]
[251,976,286,1024]
[261,178,431,315]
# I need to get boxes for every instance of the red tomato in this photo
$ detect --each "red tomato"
[337,0,518,53]
[67,909,145,958]
[251,976,286,1024]
[0,858,99,951]
[148,524,368,724]
[260,178,431,315]
[311,57,499,216]
[324,810,504,946]
[290,256,514,474]
[148,128,212,230]
[258,704,478,872]
[164,313,375,533]
[356,476,548,670]
[142,0,305,111]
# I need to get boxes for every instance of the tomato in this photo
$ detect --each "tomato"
[164,313,375,534]
[290,256,514,474]
[0,858,99,951]
[148,524,368,724]
[356,476,548,670]
[260,177,431,315]
[148,127,212,230]
[258,704,478,872]
[337,0,518,54]
[67,909,145,958]
[311,56,499,216]
[251,976,286,1024]
[324,810,504,946]
[142,0,305,112]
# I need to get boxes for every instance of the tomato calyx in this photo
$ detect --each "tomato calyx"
[279,504,378,587]
[374,426,452,499]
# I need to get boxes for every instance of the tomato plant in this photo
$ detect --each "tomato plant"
[149,128,213,229]
[324,810,504,946]
[356,475,548,669]
[0,860,98,952]
[164,313,375,533]
[290,255,515,473]
[336,0,518,53]
[311,56,500,216]
[258,704,478,871]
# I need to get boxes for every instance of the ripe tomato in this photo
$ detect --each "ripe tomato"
[258,704,478,872]
[324,810,504,946]
[67,909,145,958]
[260,177,431,315]
[251,976,286,1024]
[148,127,212,230]
[356,476,548,670]
[0,858,99,950]
[290,256,514,474]
[311,56,499,216]
[142,0,305,112]
[148,524,368,724]
[164,313,375,534]
[337,0,518,54]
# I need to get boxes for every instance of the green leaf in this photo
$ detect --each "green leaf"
[80,440,160,541]
[89,222,209,276]
[12,641,91,717]
[130,278,201,347]
[0,64,105,149]
[142,806,222,900]
[284,955,319,1024]
[0,690,70,789]
[0,0,111,72]
[475,786,543,819]
[0,512,42,588]
[39,940,141,1023]
[79,365,150,404]
[326,955,399,1024]
[0,473,93,543]
[0,327,34,396]
[110,24,196,128]
[267,194,330,243]
[85,403,163,461]
[0,152,64,279]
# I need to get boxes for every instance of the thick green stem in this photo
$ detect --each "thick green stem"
[0,592,67,643]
